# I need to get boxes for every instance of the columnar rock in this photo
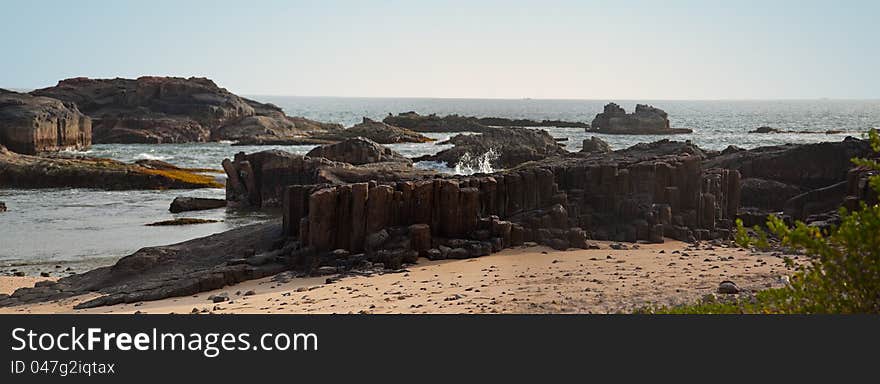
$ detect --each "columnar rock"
[224,149,436,208]
[308,188,338,252]
[589,103,692,135]
[0,89,91,154]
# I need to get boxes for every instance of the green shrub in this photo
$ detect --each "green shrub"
[654,129,880,314]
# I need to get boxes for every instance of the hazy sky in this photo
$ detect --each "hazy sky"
[2,0,878,99]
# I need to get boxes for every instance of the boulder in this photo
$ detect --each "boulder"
[306,137,412,165]
[0,201,5,212]
[0,89,91,154]
[580,136,612,153]
[589,103,692,135]
[169,197,227,213]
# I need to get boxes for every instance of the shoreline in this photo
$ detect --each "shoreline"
[0,240,795,314]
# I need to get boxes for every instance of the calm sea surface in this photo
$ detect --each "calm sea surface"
[2,98,878,267]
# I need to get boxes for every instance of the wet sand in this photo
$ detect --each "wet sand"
[0,240,796,314]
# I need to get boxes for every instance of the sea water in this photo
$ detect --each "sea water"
[1,98,878,267]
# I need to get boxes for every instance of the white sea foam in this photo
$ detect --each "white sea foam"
[134,153,172,161]
[454,149,499,175]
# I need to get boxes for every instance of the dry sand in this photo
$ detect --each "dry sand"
[0,240,797,314]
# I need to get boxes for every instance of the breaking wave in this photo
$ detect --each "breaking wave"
[454,149,499,175]
[134,153,172,161]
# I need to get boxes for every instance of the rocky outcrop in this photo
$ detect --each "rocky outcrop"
[474,117,590,129]
[0,146,222,189]
[0,89,91,154]
[0,221,289,309]
[169,197,227,213]
[589,103,692,135]
[229,117,432,146]
[581,137,612,153]
[749,126,846,135]
[702,137,874,226]
[223,150,436,208]
[383,112,589,133]
[214,115,340,144]
[739,178,803,211]
[335,118,433,144]
[415,127,568,169]
[31,77,337,144]
[383,112,496,133]
[282,143,740,263]
[704,137,872,191]
[306,137,412,165]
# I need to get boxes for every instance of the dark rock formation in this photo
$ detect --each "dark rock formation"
[215,115,340,144]
[783,181,848,221]
[0,89,91,154]
[0,201,5,212]
[334,118,433,144]
[750,126,781,134]
[415,127,568,169]
[474,117,590,129]
[383,112,496,133]
[305,137,412,165]
[581,136,612,153]
[739,178,802,211]
[0,221,289,309]
[31,77,337,144]
[703,137,874,226]
[223,150,436,208]
[146,218,219,226]
[282,143,740,262]
[383,112,589,133]
[749,126,848,135]
[589,103,692,135]
[704,137,872,191]
[229,117,432,146]
[0,145,222,189]
[169,197,227,213]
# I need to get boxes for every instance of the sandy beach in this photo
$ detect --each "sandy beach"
[0,240,795,314]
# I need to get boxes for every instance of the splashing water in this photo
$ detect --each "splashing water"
[454,148,499,175]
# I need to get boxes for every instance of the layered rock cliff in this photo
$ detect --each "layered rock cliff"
[31,77,337,144]
[0,89,91,154]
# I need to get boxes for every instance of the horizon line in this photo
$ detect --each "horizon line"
[5,86,879,102]
[243,94,880,102]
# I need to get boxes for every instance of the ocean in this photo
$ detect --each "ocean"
[1,98,878,270]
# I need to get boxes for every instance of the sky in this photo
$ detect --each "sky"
[1,0,878,99]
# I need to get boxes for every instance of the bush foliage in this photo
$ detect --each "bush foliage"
[656,129,880,314]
